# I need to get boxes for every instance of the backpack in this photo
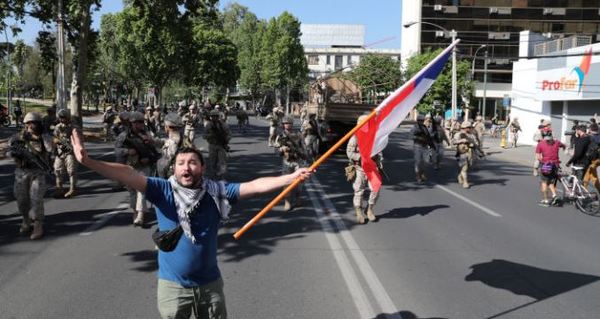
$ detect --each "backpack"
[585,138,600,162]
[540,162,556,176]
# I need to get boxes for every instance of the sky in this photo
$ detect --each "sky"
[3,0,402,49]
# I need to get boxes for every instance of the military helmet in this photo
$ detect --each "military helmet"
[164,112,183,127]
[209,109,221,117]
[57,109,71,119]
[282,116,294,124]
[189,104,197,110]
[24,112,43,123]
[461,121,473,129]
[129,111,145,122]
[106,105,113,111]
[476,115,483,121]
[145,106,153,111]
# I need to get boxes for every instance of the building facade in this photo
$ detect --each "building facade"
[401,0,600,119]
[511,31,600,146]
[301,24,401,81]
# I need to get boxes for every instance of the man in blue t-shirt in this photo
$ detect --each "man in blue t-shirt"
[70,129,312,319]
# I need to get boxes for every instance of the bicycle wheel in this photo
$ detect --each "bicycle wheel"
[575,187,600,216]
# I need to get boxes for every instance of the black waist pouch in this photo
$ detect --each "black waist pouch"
[152,226,183,252]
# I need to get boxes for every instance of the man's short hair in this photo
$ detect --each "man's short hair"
[175,147,204,165]
[589,123,599,132]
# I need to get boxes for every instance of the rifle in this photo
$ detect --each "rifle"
[415,123,437,151]
[123,133,161,164]
[278,133,307,162]
[56,137,73,154]
[376,160,390,182]
[9,140,54,175]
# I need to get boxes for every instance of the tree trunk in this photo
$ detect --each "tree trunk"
[69,3,92,127]
[286,85,291,114]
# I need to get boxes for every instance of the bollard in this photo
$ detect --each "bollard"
[500,128,507,148]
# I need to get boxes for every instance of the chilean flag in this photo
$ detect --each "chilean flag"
[355,40,459,192]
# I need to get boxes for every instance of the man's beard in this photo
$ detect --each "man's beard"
[176,171,203,188]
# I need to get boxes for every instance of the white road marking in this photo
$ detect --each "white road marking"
[310,177,403,319]
[79,203,130,236]
[435,184,502,217]
[305,180,376,319]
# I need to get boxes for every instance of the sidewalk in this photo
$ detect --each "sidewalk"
[483,136,570,168]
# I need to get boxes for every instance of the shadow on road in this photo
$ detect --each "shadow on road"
[122,249,158,272]
[372,311,447,319]
[465,259,599,319]
[379,204,450,219]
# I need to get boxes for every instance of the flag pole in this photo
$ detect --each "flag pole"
[233,110,378,240]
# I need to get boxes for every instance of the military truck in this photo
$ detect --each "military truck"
[306,75,375,152]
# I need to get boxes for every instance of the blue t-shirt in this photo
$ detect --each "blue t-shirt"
[145,177,240,288]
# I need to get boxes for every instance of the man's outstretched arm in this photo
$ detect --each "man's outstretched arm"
[238,168,313,200]
[71,128,148,193]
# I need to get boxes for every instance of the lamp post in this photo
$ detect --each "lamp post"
[482,49,488,120]
[471,44,486,115]
[404,21,457,119]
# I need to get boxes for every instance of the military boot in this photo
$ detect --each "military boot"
[64,176,76,198]
[133,211,144,226]
[19,217,32,234]
[30,220,44,240]
[355,207,366,224]
[54,180,64,198]
[366,205,377,222]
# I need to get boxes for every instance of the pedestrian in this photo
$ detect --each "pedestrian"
[204,110,231,180]
[452,121,478,189]
[583,123,600,192]
[235,108,249,133]
[115,111,160,226]
[69,129,312,319]
[473,115,486,148]
[102,105,117,142]
[410,114,434,183]
[532,119,551,176]
[13,100,23,128]
[274,116,308,211]
[156,113,192,178]
[53,109,78,198]
[346,115,380,224]
[430,115,451,170]
[535,128,565,206]
[509,116,521,148]
[7,112,54,240]
[565,124,591,181]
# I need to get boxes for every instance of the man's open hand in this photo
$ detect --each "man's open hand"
[70,128,88,164]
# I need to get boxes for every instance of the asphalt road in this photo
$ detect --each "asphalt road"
[0,116,599,319]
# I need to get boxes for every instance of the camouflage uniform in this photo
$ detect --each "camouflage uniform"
[102,107,117,141]
[346,135,380,223]
[7,112,54,240]
[473,116,486,148]
[301,115,319,162]
[53,115,77,198]
[274,117,307,211]
[411,117,434,183]
[115,112,158,225]
[204,111,231,180]
[452,122,479,189]
[156,113,189,178]
[267,107,284,147]
[236,109,249,133]
[182,108,200,145]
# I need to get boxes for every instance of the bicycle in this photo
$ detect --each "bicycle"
[556,166,600,216]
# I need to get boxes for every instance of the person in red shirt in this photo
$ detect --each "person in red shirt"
[535,128,565,206]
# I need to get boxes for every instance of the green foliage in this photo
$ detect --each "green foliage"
[346,54,401,103]
[404,48,473,114]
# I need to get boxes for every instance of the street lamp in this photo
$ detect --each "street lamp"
[404,21,457,120]
[471,45,486,80]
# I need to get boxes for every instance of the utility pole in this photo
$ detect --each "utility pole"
[56,0,67,110]
[482,50,488,119]
[3,28,11,115]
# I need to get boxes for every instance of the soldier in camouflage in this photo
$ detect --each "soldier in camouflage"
[267,106,284,147]
[182,104,200,145]
[7,112,54,240]
[452,121,479,189]
[156,113,192,178]
[42,105,58,134]
[204,110,231,180]
[53,109,78,198]
[115,111,159,226]
[302,113,319,162]
[275,116,308,211]
[102,105,117,142]
[236,108,249,133]
[346,115,381,224]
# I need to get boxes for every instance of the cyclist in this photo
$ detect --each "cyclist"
[535,128,565,206]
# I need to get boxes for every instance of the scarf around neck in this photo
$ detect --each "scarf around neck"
[168,175,207,243]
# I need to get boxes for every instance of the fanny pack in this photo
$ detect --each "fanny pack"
[152,226,183,252]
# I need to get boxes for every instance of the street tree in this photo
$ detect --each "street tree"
[404,48,472,115]
[346,54,402,104]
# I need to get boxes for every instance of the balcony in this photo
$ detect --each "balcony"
[533,35,592,56]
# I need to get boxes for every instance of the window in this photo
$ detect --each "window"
[347,55,353,65]
[308,55,319,65]
[326,55,331,65]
